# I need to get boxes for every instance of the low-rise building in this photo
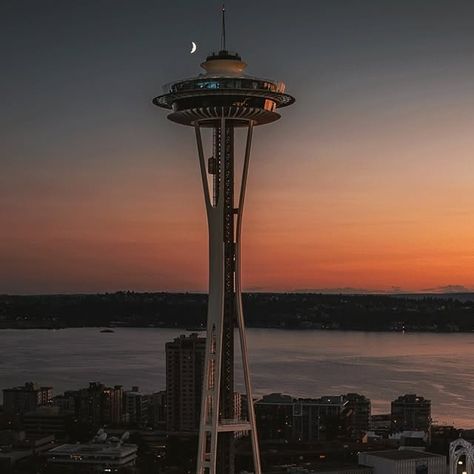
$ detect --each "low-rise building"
[358,449,446,474]
[47,430,137,473]
[389,430,428,448]
[370,414,391,437]
[256,393,349,443]
[288,467,373,474]
[255,393,294,442]
[293,396,349,442]
[0,432,55,473]
[23,406,73,440]
[138,430,166,459]
[265,465,373,474]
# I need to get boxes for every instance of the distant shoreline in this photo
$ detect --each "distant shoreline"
[1,324,473,334]
[1,291,473,333]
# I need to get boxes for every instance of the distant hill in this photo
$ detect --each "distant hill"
[0,291,473,332]
[394,292,474,302]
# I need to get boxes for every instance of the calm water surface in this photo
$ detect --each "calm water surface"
[1,328,473,428]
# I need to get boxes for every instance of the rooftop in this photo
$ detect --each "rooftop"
[3,383,52,392]
[297,396,346,406]
[363,449,442,460]
[268,464,372,474]
[48,442,137,457]
[258,393,294,404]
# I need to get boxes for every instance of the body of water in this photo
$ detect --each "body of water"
[1,328,473,428]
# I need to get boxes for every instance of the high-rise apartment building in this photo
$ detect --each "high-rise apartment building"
[149,390,166,429]
[391,394,431,432]
[166,334,206,432]
[2,382,53,415]
[344,393,371,440]
[65,382,123,427]
[103,384,123,425]
[124,386,149,427]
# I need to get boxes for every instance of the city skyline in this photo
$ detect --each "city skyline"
[2,0,474,294]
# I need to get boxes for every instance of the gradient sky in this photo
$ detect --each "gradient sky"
[1,0,474,294]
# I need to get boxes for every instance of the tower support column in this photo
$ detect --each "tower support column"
[219,122,235,474]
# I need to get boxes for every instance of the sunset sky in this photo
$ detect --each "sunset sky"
[1,0,474,294]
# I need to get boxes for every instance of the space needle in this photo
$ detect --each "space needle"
[153,7,294,474]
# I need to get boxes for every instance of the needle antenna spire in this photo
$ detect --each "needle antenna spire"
[221,3,226,51]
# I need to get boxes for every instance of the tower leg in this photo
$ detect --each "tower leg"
[195,123,226,474]
[236,122,262,474]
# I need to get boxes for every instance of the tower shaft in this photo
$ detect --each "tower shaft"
[219,124,235,473]
[195,118,261,474]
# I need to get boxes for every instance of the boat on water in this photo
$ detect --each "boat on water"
[100,328,115,333]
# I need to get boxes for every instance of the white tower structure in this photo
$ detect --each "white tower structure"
[450,438,474,474]
[153,8,294,474]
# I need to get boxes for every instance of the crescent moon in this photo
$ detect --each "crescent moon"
[191,41,197,54]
